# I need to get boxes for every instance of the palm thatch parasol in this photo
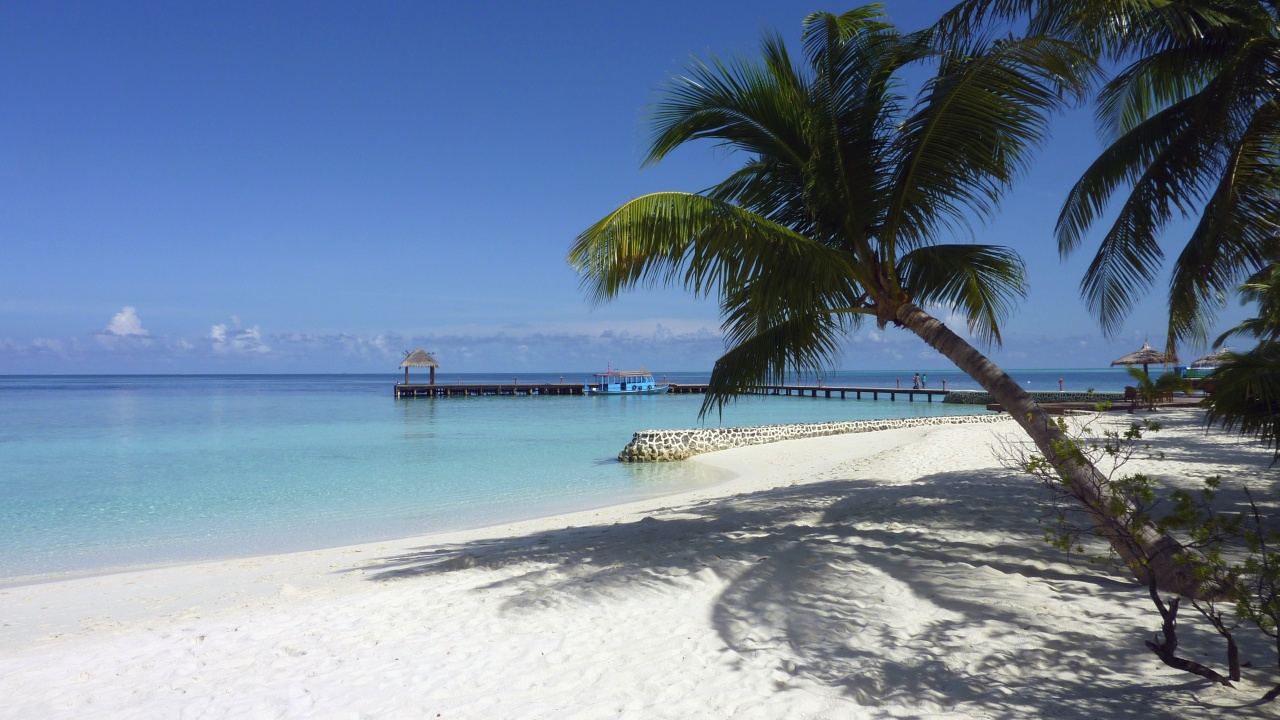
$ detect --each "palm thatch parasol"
[400,349,440,385]
[1111,341,1179,378]
[1191,347,1232,369]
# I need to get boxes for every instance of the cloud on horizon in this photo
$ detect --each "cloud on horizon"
[0,307,1167,374]
[0,320,731,373]
[105,306,148,337]
[210,318,271,355]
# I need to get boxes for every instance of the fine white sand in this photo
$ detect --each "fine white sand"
[1,410,1276,718]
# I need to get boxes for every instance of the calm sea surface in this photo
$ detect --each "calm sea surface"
[0,369,1131,582]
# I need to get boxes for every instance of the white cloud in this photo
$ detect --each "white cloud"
[210,321,270,354]
[106,307,148,337]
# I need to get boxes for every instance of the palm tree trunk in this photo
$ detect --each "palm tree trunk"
[895,302,1206,598]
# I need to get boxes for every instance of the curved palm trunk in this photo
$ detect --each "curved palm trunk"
[895,302,1205,598]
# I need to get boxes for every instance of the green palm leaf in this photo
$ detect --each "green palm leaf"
[702,310,853,417]
[897,244,1028,345]
[1202,343,1280,461]
[1167,103,1280,345]
[944,0,1280,349]
[568,191,862,305]
[882,34,1090,256]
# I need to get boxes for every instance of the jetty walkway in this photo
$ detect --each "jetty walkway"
[394,381,949,402]
[666,383,947,402]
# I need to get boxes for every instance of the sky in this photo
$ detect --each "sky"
[0,1,1252,374]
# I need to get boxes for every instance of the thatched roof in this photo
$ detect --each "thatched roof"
[1191,347,1232,369]
[400,349,439,368]
[1111,341,1178,367]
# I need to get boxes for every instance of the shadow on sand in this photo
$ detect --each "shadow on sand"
[348,459,1275,718]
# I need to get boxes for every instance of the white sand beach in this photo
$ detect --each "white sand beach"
[1,410,1276,719]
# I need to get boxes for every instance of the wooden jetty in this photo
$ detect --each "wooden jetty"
[396,381,948,402]
[668,383,948,402]
[395,382,585,398]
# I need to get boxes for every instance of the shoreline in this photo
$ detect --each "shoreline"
[4,410,1276,718]
[0,462,742,593]
[0,411,1002,590]
[0,422,935,649]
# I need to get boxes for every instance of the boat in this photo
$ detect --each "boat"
[1179,348,1231,380]
[583,369,670,395]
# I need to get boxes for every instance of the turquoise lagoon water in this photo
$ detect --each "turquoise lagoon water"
[0,370,1130,583]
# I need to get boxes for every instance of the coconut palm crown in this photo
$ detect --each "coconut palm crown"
[570,7,1209,597]
[571,7,1086,412]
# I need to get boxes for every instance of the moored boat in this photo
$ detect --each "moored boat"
[1180,347,1232,380]
[583,369,669,395]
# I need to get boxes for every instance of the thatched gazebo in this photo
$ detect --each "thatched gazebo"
[400,349,440,385]
[1111,341,1179,378]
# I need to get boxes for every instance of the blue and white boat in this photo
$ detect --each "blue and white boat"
[584,369,670,395]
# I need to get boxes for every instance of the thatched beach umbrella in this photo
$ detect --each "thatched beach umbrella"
[1191,347,1232,370]
[1111,341,1179,378]
[400,349,440,385]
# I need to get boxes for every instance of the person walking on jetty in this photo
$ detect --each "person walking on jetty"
[921,373,927,389]
[912,373,920,389]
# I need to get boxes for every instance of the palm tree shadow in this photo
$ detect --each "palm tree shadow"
[351,468,1273,718]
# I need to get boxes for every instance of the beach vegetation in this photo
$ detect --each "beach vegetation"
[1124,366,1189,411]
[569,6,1208,597]
[1007,414,1280,698]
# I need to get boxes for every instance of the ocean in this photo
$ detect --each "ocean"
[0,369,1132,583]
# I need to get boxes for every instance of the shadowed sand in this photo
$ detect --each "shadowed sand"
[0,411,1275,718]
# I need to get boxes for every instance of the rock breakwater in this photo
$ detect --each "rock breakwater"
[619,413,1008,462]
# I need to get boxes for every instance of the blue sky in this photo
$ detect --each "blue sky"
[0,1,1250,374]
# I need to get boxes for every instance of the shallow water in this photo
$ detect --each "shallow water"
[0,370,1125,582]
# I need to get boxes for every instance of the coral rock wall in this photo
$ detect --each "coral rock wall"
[619,413,1009,462]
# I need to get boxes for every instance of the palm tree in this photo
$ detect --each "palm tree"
[937,0,1280,349]
[1215,249,1280,346]
[569,8,1204,596]
[1202,344,1280,459]
[1124,366,1189,410]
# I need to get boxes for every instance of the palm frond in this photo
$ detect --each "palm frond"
[1056,93,1205,257]
[1166,102,1280,346]
[700,310,852,418]
[1061,96,1241,335]
[882,34,1091,257]
[645,36,810,170]
[1202,342,1280,461]
[1214,250,1280,346]
[897,243,1027,346]
[931,0,1040,45]
[1094,43,1226,142]
[568,191,864,304]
